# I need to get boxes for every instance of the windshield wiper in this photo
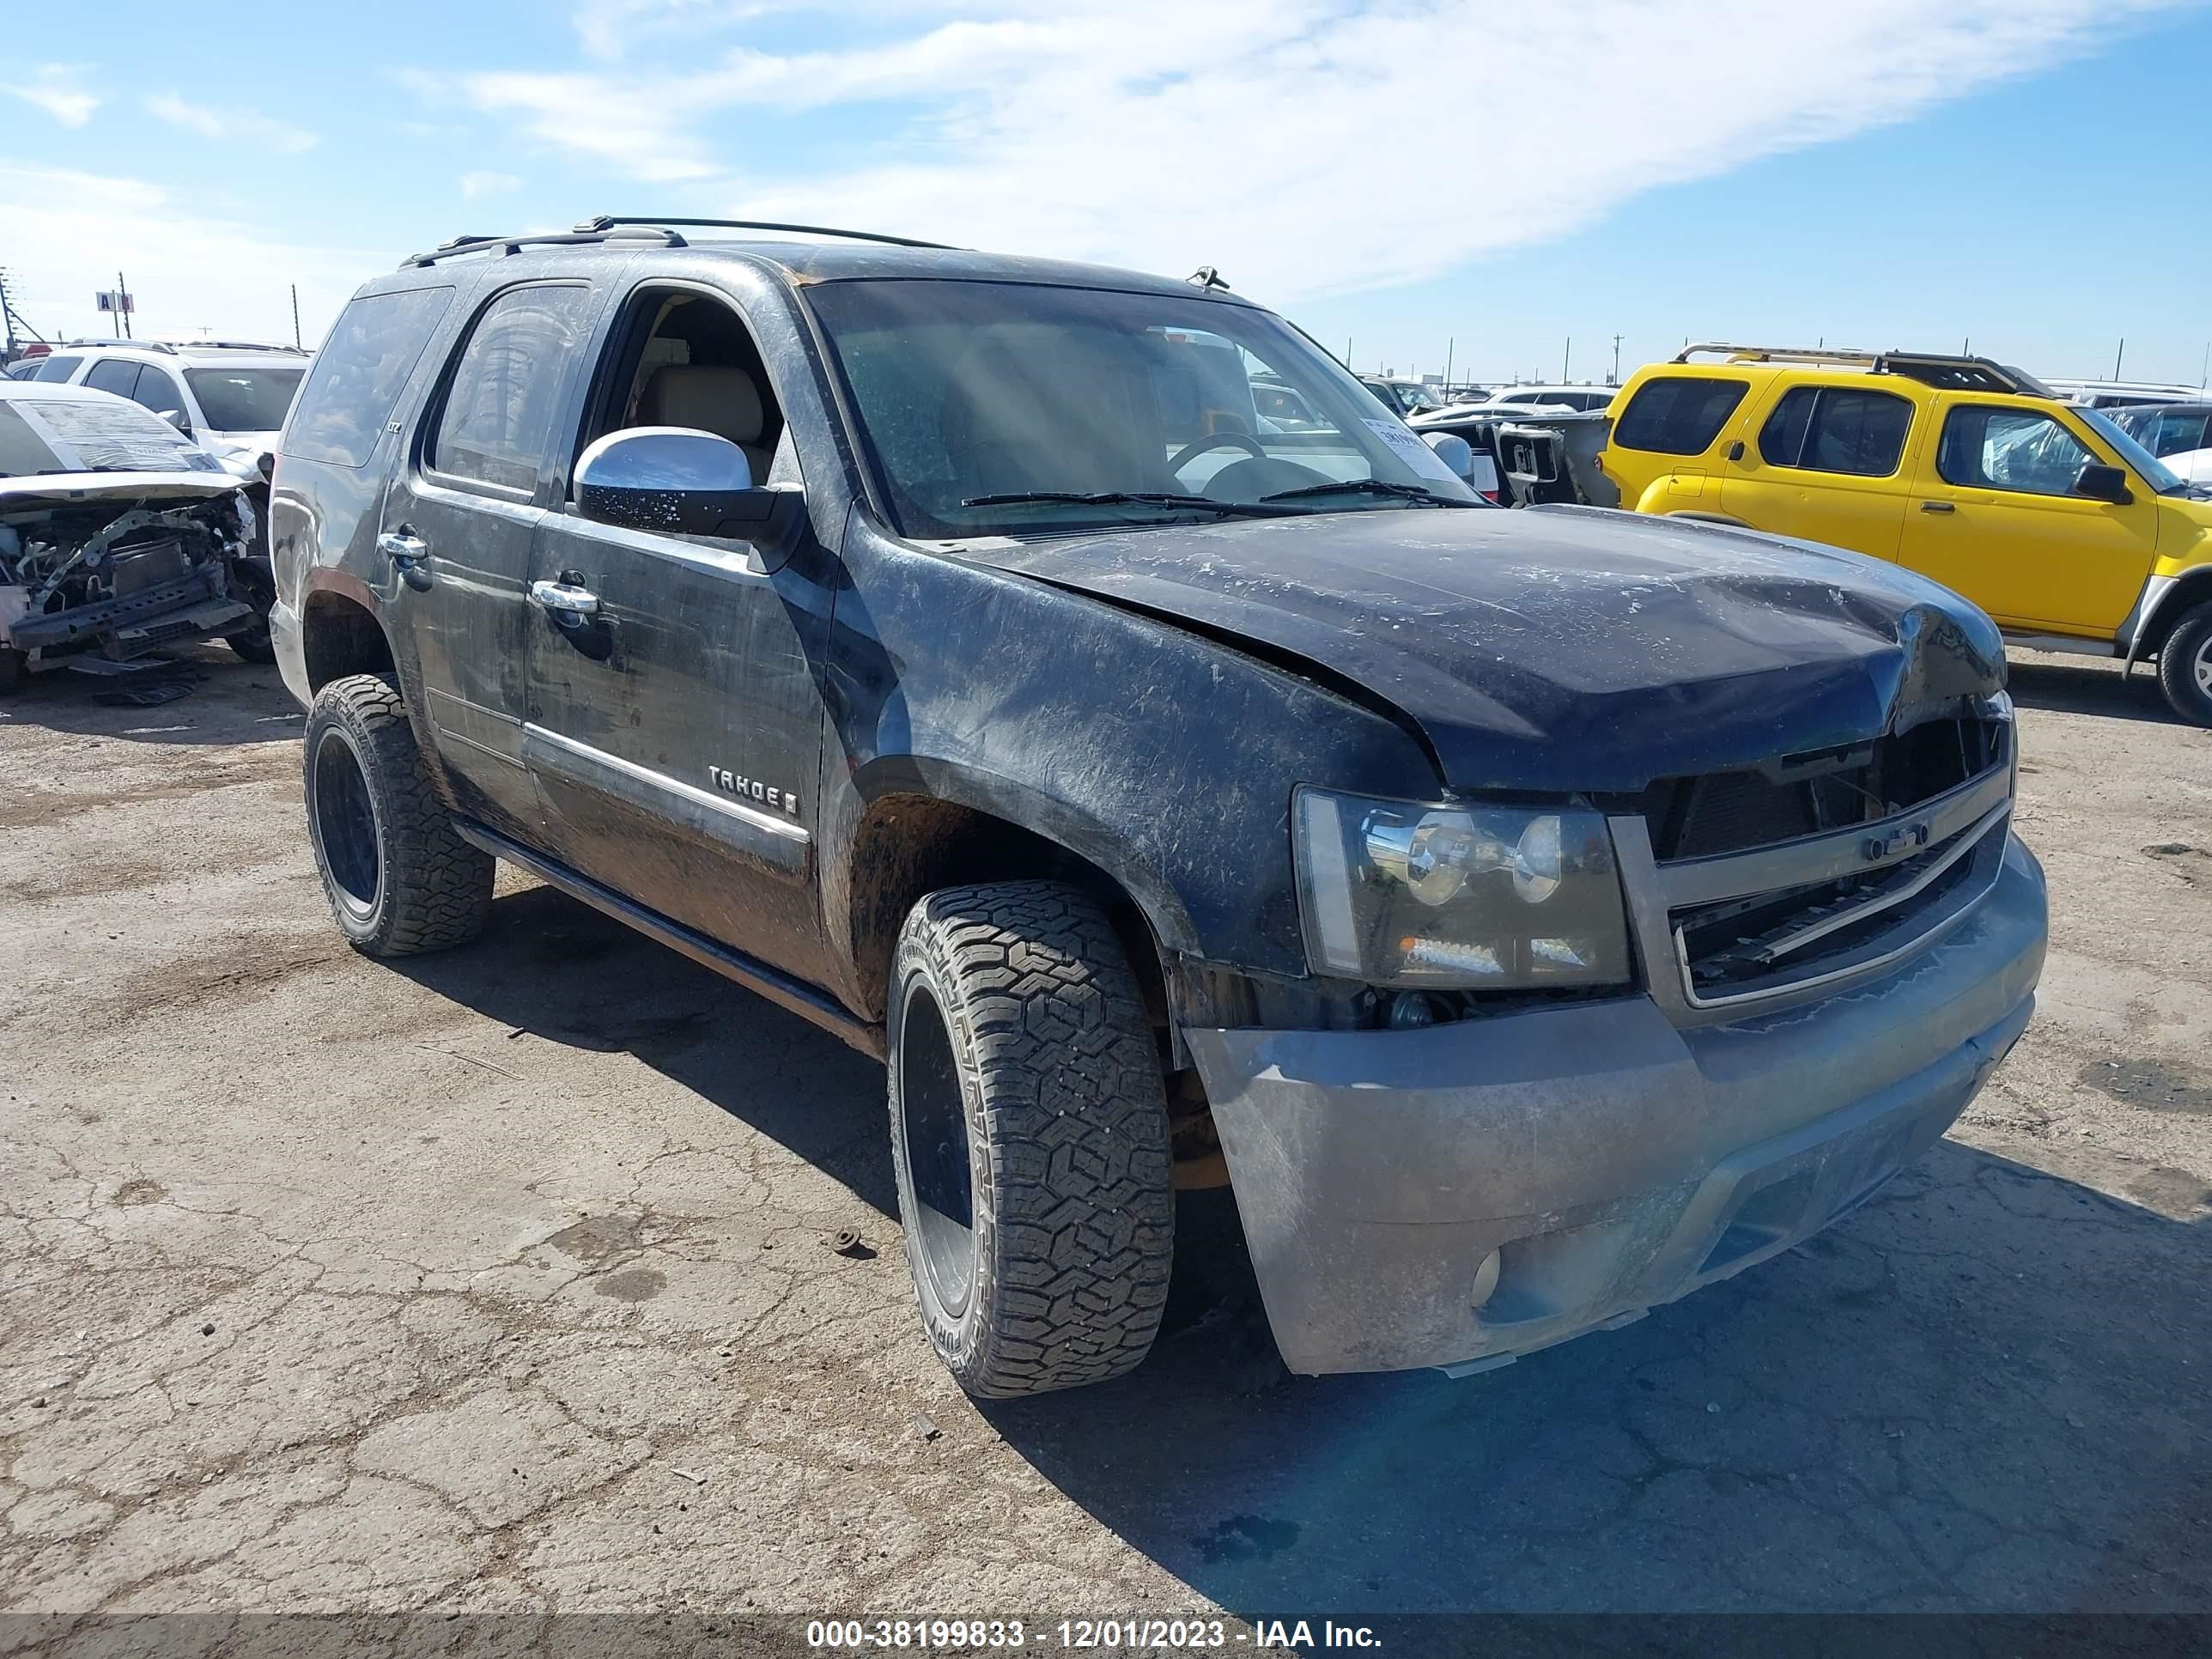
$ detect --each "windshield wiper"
[1261,477,1475,507]
[960,490,1305,519]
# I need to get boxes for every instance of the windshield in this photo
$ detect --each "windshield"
[2075,407,2187,494]
[805,281,1474,538]
[0,396,226,478]
[185,366,305,433]
[1396,382,1447,411]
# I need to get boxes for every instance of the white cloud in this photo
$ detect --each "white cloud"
[459,169,523,198]
[10,64,98,127]
[435,0,2188,304]
[0,163,371,349]
[145,91,318,155]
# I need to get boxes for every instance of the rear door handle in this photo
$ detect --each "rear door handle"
[529,579,601,624]
[1919,501,1956,514]
[376,526,433,589]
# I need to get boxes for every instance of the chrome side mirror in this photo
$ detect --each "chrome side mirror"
[574,427,775,536]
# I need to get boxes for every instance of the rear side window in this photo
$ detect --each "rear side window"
[429,283,596,493]
[1757,386,1912,477]
[32,355,82,382]
[283,285,455,469]
[1612,376,1748,455]
[84,359,143,399]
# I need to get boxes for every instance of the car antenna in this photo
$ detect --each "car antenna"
[1187,266,1230,292]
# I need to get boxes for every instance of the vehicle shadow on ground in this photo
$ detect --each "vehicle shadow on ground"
[984,1146,2212,1615]
[2006,657,2179,726]
[391,882,2212,1614]
[0,645,301,746]
[390,881,898,1216]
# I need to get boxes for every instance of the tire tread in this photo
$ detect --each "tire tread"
[893,880,1174,1398]
[307,672,493,956]
[2155,602,2212,726]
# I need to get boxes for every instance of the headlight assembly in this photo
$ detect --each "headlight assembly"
[1292,787,1632,989]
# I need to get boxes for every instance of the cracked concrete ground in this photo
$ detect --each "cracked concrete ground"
[2,646,2209,1636]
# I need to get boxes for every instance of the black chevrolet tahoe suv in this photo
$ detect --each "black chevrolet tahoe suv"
[271,217,2047,1396]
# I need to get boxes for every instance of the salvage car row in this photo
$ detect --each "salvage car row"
[0,340,309,682]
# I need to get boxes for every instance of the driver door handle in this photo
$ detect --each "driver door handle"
[1919,501,1956,514]
[530,579,601,623]
[377,526,433,590]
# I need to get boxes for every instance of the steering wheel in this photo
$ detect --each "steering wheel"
[1169,432,1267,473]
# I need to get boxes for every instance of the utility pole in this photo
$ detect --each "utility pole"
[1444,337,1454,390]
[0,269,47,361]
[2201,341,2209,391]
[2113,337,2124,380]
[1562,336,1571,383]
[291,284,302,350]
[1610,333,1622,386]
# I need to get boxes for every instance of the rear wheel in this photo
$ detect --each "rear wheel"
[303,673,493,956]
[226,559,278,664]
[2156,603,2212,726]
[888,880,1175,1397]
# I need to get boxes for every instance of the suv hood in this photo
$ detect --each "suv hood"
[978,505,2005,794]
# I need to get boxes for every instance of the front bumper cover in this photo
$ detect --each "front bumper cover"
[1186,833,2046,1376]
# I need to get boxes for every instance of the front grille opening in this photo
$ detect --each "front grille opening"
[1632,715,2006,862]
[1678,839,1982,996]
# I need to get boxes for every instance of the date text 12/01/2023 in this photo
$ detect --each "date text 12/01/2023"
[804,1620,1384,1650]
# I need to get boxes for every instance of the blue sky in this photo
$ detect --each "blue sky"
[4,0,2209,387]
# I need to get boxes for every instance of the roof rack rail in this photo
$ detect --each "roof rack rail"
[63,337,307,354]
[573,215,957,251]
[1673,343,2055,398]
[398,224,690,269]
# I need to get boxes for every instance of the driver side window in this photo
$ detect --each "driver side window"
[1937,407,2094,497]
[576,287,798,496]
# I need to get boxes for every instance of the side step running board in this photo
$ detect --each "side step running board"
[453,820,886,1060]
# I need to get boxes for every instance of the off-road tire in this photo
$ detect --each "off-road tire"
[2156,602,2212,727]
[889,880,1175,1398]
[0,647,22,695]
[303,672,493,956]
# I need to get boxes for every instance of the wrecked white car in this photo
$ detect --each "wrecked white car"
[0,380,273,691]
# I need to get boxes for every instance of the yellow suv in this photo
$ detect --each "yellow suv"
[1597,345,2212,724]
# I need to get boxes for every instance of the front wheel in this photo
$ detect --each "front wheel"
[888,881,1175,1398]
[303,673,493,956]
[2157,602,2212,726]
[226,615,277,665]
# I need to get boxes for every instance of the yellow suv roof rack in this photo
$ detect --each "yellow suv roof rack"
[1673,343,2055,398]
